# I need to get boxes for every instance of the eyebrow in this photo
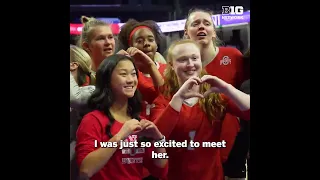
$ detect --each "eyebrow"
[118,68,136,72]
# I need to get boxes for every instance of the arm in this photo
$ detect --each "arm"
[143,145,168,179]
[223,84,250,120]
[148,63,164,87]
[76,114,121,179]
[151,95,181,138]
[70,72,95,109]
[232,48,248,88]
[224,84,250,111]
[137,73,160,104]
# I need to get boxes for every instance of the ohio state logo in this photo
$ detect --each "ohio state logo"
[220,56,231,65]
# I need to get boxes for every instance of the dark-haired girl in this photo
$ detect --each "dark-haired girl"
[75,54,168,180]
[118,19,167,120]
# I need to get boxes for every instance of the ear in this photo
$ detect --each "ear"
[184,29,189,39]
[82,42,90,52]
[70,62,79,71]
[212,30,217,39]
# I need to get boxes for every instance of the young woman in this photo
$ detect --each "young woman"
[150,39,250,180]
[184,8,249,163]
[70,45,95,180]
[71,17,164,113]
[118,19,167,120]
[70,45,96,110]
[75,54,168,180]
[223,48,251,180]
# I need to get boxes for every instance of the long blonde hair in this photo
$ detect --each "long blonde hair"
[163,39,226,121]
[70,45,96,85]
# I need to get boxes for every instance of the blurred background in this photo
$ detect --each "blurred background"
[70,0,250,53]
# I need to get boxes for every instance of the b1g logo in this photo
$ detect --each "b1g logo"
[221,6,244,20]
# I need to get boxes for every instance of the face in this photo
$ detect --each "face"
[171,43,202,84]
[132,28,157,60]
[86,25,115,69]
[185,11,216,45]
[111,60,138,99]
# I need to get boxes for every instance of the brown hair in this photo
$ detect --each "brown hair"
[163,39,226,121]
[184,8,222,47]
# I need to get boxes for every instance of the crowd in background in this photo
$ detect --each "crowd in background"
[70,7,250,180]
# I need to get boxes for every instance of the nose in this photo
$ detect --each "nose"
[198,23,205,30]
[143,40,150,48]
[126,75,134,84]
[104,38,112,46]
[186,58,194,67]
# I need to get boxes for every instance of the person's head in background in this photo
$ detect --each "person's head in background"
[184,8,221,49]
[88,54,142,136]
[79,16,115,71]
[163,39,225,121]
[70,45,95,86]
[118,19,166,63]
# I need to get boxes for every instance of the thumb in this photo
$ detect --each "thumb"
[203,87,220,97]
[185,92,204,99]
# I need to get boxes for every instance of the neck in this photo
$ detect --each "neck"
[110,98,128,116]
[201,42,217,67]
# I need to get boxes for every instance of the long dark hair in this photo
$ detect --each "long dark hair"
[87,54,142,138]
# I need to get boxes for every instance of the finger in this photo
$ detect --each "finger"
[185,92,204,99]
[144,123,154,130]
[133,124,142,132]
[203,87,220,97]
[127,48,134,56]
[186,79,200,89]
[192,76,202,84]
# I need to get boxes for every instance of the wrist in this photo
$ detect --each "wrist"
[153,132,163,140]
[222,83,233,95]
[114,133,125,142]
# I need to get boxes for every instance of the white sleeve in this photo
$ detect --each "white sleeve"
[70,72,95,109]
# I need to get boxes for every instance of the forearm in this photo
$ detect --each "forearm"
[169,95,184,112]
[148,64,164,87]
[224,84,250,111]
[152,147,168,168]
[79,134,122,178]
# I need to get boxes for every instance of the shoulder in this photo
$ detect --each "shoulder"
[154,93,170,105]
[218,47,242,57]
[81,110,110,129]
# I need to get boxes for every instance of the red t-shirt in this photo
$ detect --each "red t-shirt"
[205,47,248,162]
[76,110,168,180]
[150,94,249,180]
[137,62,166,120]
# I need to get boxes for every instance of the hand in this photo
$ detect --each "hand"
[126,47,154,72]
[116,49,130,56]
[116,119,142,140]
[136,119,163,140]
[201,75,229,97]
[174,77,204,100]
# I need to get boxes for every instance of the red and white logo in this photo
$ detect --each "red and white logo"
[220,56,231,65]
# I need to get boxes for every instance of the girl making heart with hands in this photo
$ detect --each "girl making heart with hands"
[76,54,168,180]
[150,39,250,180]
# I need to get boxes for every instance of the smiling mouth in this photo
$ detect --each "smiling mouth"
[124,86,134,89]
[185,70,196,75]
